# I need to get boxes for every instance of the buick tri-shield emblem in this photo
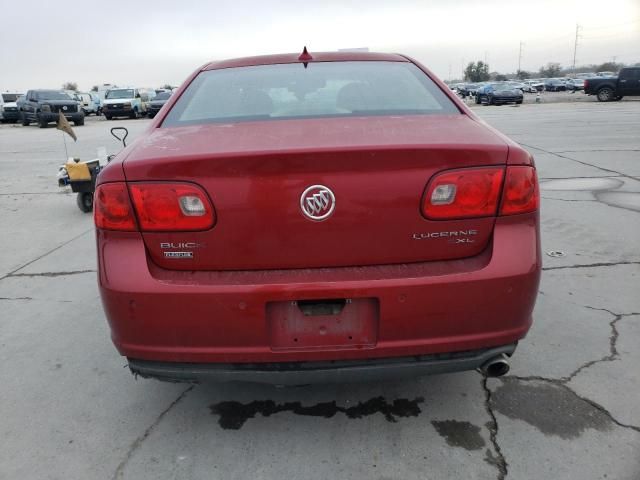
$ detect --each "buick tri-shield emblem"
[300,185,335,221]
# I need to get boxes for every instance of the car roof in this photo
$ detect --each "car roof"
[203,51,410,71]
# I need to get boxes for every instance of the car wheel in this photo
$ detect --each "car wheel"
[38,115,48,128]
[76,192,93,213]
[105,114,112,120]
[516,100,523,104]
[21,113,30,126]
[596,87,614,102]
[74,117,85,126]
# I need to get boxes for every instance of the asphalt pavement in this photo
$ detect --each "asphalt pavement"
[0,102,639,480]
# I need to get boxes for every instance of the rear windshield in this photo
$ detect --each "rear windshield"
[163,61,459,126]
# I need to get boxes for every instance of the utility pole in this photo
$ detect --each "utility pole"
[572,24,581,74]
[518,41,524,76]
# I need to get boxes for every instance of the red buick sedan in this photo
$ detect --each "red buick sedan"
[95,50,540,384]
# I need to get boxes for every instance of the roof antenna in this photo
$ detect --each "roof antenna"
[298,46,313,68]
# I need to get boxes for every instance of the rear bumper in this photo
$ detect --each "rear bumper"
[1,109,19,120]
[103,107,133,116]
[129,344,517,384]
[98,212,541,366]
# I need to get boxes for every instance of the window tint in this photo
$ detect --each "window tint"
[163,61,459,126]
[620,69,640,80]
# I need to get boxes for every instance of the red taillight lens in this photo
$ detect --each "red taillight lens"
[500,166,539,215]
[129,183,215,231]
[94,182,137,231]
[422,167,504,219]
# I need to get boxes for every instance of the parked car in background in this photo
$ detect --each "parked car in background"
[565,78,585,92]
[456,82,485,97]
[584,67,640,101]
[596,71,617,77]
[1,92,23,123]
[575,72,597,79]
[102,87,155,119]
[19,89,84,127]
[147,91,172,118]
[544,78,566,91]
[523,80,544,92]
[475,82,523,105]
[505,81,526,92]
[95,51,540,384]
[75,92,101,115]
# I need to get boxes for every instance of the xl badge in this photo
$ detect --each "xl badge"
[300,185,335,221]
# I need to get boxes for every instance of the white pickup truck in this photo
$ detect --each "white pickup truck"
[102,87,155,119]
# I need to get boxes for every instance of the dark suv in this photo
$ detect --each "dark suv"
[20,90,84,128]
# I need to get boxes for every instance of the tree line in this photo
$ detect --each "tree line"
[462,60,637,82]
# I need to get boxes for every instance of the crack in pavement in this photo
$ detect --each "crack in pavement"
[0,228,93,282]
[112,385,194,480]
[504,307,640,434]
[541,196,599,203]
[0,296,33,300]
[0,192,73,196]
[542,261,640,271]
[563,307,638,382]
[481,376,508,480]
[519,142,640,181]
[7,270,96,278]
[541,195,640,215]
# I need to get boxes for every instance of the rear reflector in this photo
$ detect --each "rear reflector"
[422,167,504,219]
[500,166,539,215]
[129,183,215,231]
[94,183,137,231]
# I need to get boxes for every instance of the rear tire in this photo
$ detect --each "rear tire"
[105,114,112,120]
[38,114,47,128]
[77,192,93,212]
[596,87,614,102]
[74,117,84,126]
[21,112,30,126]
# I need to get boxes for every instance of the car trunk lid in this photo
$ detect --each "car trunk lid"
[123,115,508,270]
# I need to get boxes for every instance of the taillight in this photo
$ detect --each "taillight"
[129,182,215,231]
[421,165,539,220]
[500,166,539,215]
[422,167,504,219]
[94,182,137,231]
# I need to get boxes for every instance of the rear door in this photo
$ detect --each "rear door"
[619,68,640,95]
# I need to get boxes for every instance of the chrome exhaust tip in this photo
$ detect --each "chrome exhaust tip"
[480,354,510,377]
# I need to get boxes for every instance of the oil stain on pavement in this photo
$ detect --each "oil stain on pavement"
[492,378,612,439]
[210,396,424,430]
[431,420,485,450]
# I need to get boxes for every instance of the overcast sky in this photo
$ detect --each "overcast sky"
[1,0,638,92]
